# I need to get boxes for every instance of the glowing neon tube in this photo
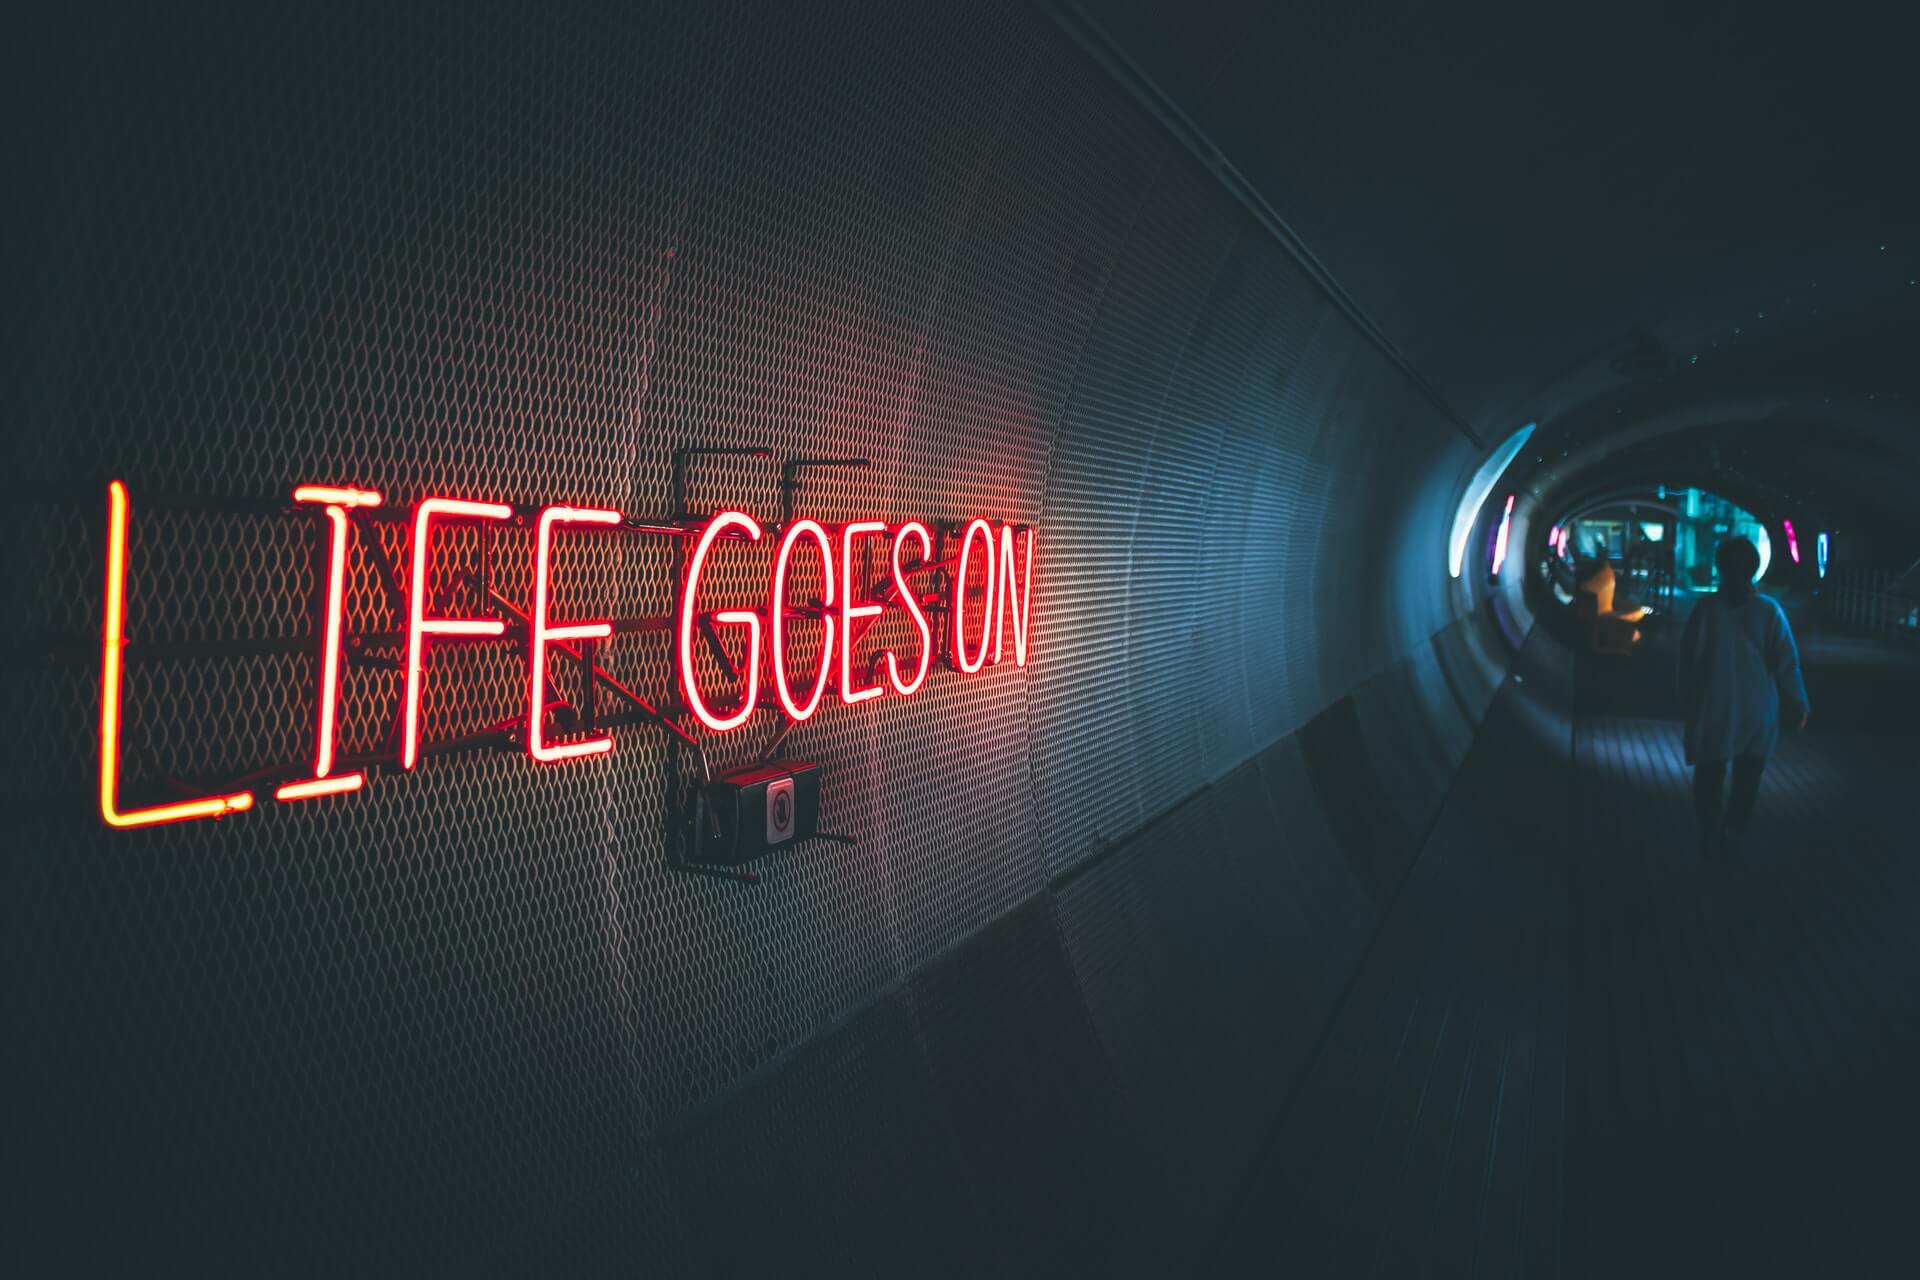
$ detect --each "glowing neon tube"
[99,481,255,827]
[402,497,512,769]
[678,511,764,733]
[886,522,934,696]
[1490,494,1516,576]
[1449,423,1534,578]
[277,491,372,801]
[951,518,998,674]
[838,521,887,705]
[529,505,622,762]
[993,525,1034,667]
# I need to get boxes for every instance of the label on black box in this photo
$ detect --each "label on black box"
[765,776,796,846]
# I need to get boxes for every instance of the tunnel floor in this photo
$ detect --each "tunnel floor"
[1215,622,1919,1277]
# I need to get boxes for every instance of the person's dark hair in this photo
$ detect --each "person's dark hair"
[1716,536,1760,597]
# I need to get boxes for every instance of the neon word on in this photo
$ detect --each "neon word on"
[97,481,1036,829]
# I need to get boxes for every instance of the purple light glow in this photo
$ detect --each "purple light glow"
[1491,494,1516,576]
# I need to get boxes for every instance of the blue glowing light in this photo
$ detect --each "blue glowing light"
[1817,531,1829,578]
[1490,494,1516,577]
[1450,423,1535,578]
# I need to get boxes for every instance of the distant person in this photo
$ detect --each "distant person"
[1573,550,1647,652]
[1577,552,1616,616]
[1677,537,1810,857]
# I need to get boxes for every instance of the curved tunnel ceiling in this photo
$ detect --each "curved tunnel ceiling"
[1087,0,1920,551]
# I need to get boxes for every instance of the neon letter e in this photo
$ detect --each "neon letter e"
[528,504,621,762]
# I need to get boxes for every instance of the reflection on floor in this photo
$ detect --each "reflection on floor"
[1217,621,1918,1277]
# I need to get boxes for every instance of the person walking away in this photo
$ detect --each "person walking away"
[1677,536,1810,858]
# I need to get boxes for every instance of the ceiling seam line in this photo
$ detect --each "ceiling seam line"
[1032,0,1486,449]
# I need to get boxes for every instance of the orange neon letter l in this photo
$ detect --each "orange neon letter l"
[98,480,256,827]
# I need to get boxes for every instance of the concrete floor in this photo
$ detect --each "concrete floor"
[1216,616,1919,1276]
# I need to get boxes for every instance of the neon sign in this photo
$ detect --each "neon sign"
[767,517,834,724]
[99,481,256,827]
[276,484,382,802]
[97,480,1036,829]
[529,505,623,762]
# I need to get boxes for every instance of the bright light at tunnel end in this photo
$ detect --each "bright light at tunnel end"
[1490,494,1516,576]
[1450,423,1534,578]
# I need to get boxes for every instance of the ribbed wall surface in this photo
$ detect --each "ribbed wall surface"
[12,1,1516,1269]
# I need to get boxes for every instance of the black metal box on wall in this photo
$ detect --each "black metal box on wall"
[705,759,822,865]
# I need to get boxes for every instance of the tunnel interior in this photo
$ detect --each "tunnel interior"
[13,2,1918,1274]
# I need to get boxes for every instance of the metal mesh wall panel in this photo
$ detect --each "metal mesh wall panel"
[14,0,1502,1265]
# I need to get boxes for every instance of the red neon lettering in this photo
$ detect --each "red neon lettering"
[529,505,621,763]
[402,496,511,769]
[678,511,763,733]
[950,517,998,674]
[291,484,382,509]
[276,775,362,801]
[771,519,837,721]
[98,481,255,827]
[886,521,933,697]
[100,473,1041,823]
[839,521,887,705]
[992,524,1034,667]
[277,488,377,802]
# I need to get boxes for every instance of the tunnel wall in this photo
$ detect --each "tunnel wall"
[14,1,1518,1269]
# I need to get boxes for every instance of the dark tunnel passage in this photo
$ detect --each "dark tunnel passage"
[11,2,1918,1275]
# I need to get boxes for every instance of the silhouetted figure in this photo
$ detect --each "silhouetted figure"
[1677,537,1810,857]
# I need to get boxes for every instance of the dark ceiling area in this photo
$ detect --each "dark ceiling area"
[1084,0,1919,543]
